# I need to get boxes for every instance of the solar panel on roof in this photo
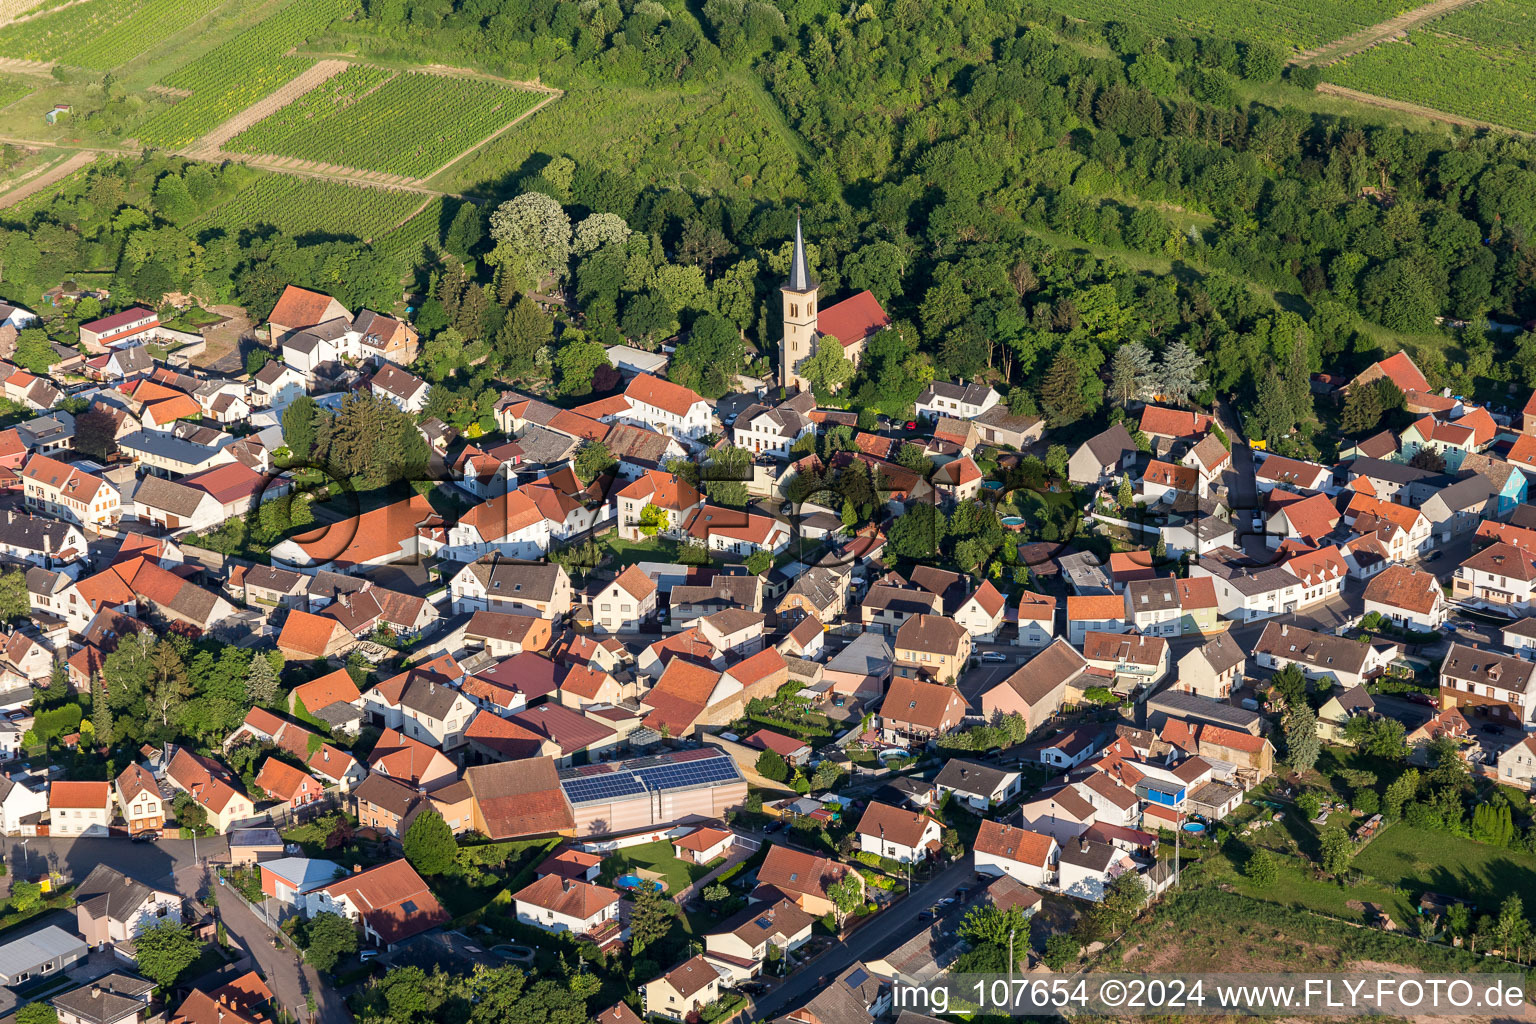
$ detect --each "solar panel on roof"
[562,774,646,803]
[846,969,869,989]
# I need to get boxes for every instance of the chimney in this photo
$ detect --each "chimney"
[91,986,100,999]
[353,864,361,874]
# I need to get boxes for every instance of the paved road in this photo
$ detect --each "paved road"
[0,834,227,890]
[214,871,353,1024]
[751,854,976,1020]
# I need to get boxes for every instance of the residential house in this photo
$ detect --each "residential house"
[364,669,477,752]
[732,390,816,457]
[934,760,1022,811]
[1420,475,1498,541]
[370,365,430,413]
[1014,591,1058,649]
[754,845,862,918]
[1452,542,1536,613]
[73,865,180,948]
[1067,424,1136,487]
[1142,459,1201,503]
[979,639,1080,732]
[1057,837,1137,902]
[1317,685,1377,745]
[20,454,119,527]
[165,747,257,832]
[643,956,730,1023]
[114,764,163,836]
[879,676,966,745]
[620,374,712,442]
[917,380,999,421]
[861,583,942,636]
[49,780,112,837]
[1439,643,1536,726]
[1254,455,1332,494]
[703,899,814,981]
[974,820,1058,887]
[1345,492,1434,561]
[0,775,48,835]
[1082,631,1169,690]
[1190,549,1302,623]
[1253,622,1395,689]
[681,505,789,557]
[0,926,86,984]
[1496,735,1536,791]
[1363,565,1447,632]
[450,558,573,617]
[615,470,702,541]
[1174,633,1246,700]
[954,581,1007,639]
[892,614,972,684]
[592,565,658,634]
[1066,594,1129,645]
[854,801,943,864]
[512,875,621,942]
[776,566,848,626]
[306,859,450,950]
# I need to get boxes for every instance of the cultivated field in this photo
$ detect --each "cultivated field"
[135,0,349,148]
[1325,0,1536,133]
[190,173,424,240]
[0,0,227,68]
[226,67,547,178]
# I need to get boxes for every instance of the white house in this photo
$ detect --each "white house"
[1254,454,1333,494]
[1057,837,1136,902]
[854,801,943,864]
[732,390,816,458]
[592,565,658,634]
[252,360,308,412]
[954,581,1007,640]
[681,505,790,556]
[1014,592,1057,649]
[934,759,1022,811]
[512,875,621,939]
[917,380,999,421]
[620,374,712,442]
[0,775,48,835]
[974,820,1058,887]
[1363,565,1447,632]
[1254,622,1395,689]
[442,490,552,562]
[616,470,703,542]
[371,365,431,414]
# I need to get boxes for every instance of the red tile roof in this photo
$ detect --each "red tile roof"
[1363,564,1441,615]
[974,820,1055,866]
[320,859,448,944]
[269,285,343,328]
[49,780,109,809]
[464,758,575,839]
[817,290,890,347]
[278,610,347,659]
[624,373,706,418]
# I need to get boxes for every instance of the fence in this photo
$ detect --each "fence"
[263,789,343,829]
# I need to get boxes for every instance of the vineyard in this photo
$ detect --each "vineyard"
[1027,0,1417,48]
[226,70,545,178]
[0,0,225,68]
[1326,0,1536,133]
[136,0,348,149]
[190,174,424,240]
[371,196,447,278]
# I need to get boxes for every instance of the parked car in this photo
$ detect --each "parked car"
[904,421,917,431]
[917,909,934,922]
[981,651,1008,663]
[763,820,785,833]
[131,831,159,843]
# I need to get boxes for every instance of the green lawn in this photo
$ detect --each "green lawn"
[594,533,685,571]
[1208,846,1416,926]
[1351,823,1536,913]
[595,839,715,894]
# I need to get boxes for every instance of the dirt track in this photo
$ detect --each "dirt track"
[1293,0,1486,64]
[1314,82,1531,135]
[0,150,96,208]
[186,58,350,158]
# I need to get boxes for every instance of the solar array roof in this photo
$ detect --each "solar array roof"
[559,749,742,805]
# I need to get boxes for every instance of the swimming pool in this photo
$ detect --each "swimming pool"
[1182,822,1206,834]
[616,873,666,893]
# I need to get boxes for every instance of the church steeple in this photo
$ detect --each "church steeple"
[787,214,815,292]
[780,214,819,392]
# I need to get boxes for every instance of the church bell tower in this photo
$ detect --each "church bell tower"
[780,215,818,392]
